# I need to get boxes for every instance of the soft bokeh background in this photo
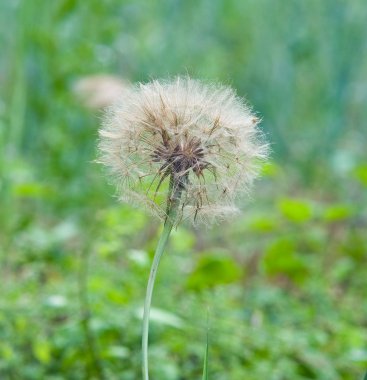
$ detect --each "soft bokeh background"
[1,1,367,379]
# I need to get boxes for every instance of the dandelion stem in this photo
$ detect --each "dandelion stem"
[142,175,180,380]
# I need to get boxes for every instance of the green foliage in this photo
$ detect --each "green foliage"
[0,0,367,379]
[262,238,309,284]
[353,164,367,187]
[279,199,313,223]
[187,252,242,290]
[322,204,354,223]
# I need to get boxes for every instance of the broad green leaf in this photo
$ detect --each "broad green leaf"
[33,339,51,364]
[323,204,354,222]
[261,162,281,177]
[262,238,308,283]
[0,344,14,361]
[353,164,367,186]
[279,198,312,223]
[13,182,53,198]
[187,252,242,290]
[249,215,278,232]
[171,228,195,251]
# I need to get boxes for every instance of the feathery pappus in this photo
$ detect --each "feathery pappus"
[98,77,269,225]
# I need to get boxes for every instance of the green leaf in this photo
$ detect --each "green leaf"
[33,338,51,364]
[13,182,53,198]
[353,164,367,186]
[323,204,354,222]
[0,344,15,361]
[262,238,308,283]
[261,162,281,177]
[279,198,312,223]
[187,252,242,290]
[249,215,278,232]
[170,228,195,252]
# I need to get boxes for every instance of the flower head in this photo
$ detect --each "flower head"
[98,77,268,224]
[74,75,130,109]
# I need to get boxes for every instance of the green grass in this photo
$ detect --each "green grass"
[1,0,367,379]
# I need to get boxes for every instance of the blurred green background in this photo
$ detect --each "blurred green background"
[1,0,367,379]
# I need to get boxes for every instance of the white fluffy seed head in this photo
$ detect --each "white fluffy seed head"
[73,75,130,109]
[98,77,269,225]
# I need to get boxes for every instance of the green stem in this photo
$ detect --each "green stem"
[142,213,175,380]
[142,173,185,380]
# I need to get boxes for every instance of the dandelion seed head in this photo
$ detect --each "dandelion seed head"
[98,77,269,225]
[73,75,131,109]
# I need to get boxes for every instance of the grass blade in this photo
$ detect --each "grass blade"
[202,325,209,380]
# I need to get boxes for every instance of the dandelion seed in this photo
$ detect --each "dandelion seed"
[98,77,268,225]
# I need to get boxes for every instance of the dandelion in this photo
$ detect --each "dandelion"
[98,77,268,379]
[99,77,268,224]
[74,74,130,109]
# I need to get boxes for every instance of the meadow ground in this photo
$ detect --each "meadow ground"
[0,1,366,379]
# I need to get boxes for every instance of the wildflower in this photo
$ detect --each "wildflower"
[73,74,130,109]
[98,77,269,380]
[98,77,268,225]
